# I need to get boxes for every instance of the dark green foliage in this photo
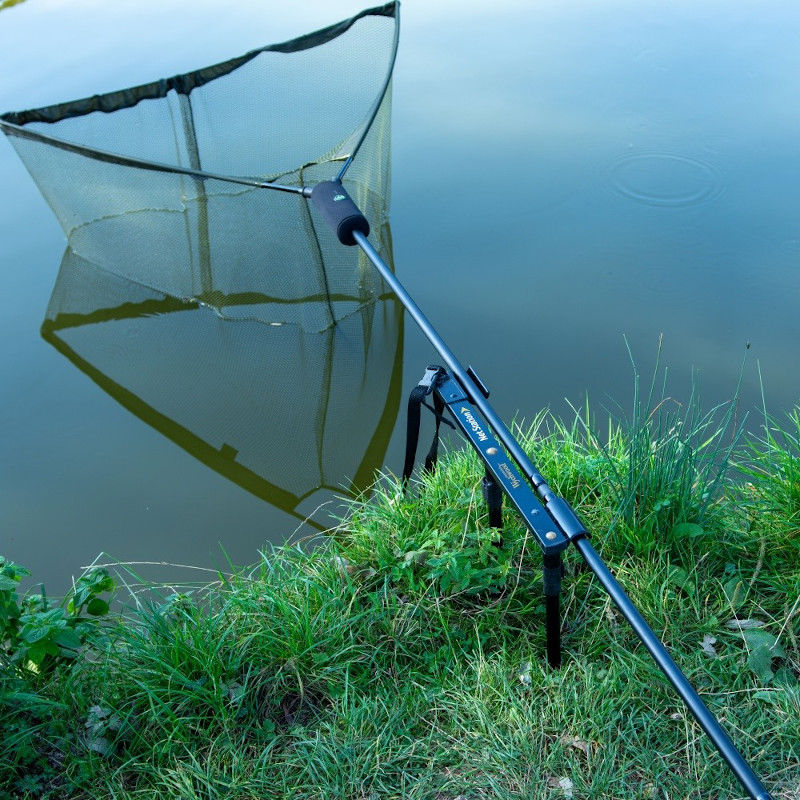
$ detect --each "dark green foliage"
[0,560,113,672]
[0,561,114,797]
[339,448,528,600]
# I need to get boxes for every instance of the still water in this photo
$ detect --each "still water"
[1,0,798,593]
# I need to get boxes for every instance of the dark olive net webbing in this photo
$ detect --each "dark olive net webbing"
[1,3,398,333]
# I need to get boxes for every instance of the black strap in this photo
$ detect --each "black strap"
[423,393,446,473]
[402,367,453,487]
[402,382,430,484]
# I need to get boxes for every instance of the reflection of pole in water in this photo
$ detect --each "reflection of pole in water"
[176,92,213,296]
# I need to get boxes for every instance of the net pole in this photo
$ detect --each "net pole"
[575,536,772,800]
[351,228,773,800]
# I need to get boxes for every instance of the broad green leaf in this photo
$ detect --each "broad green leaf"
[27,639,58,665]
[21,625,51,644]
[742,629,785,658]
[748,646,775,684]
[667,565,694,595]
[21,608,65,626]
[86,734,113,757]
[723,576,746,610]
[671,522,705,539]
[53,628,82,651]
[0,560,29,579]
[773,667,797,687]
[87,598,109,617]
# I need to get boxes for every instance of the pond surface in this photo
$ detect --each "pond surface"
[1,0,799,593]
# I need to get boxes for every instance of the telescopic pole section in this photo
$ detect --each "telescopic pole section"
[348,228,772,800]
[576,537,772,800]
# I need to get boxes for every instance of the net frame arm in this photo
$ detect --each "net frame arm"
[0,120,306,194]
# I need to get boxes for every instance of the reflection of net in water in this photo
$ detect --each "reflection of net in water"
[1,3,398,333]
[42,247,404,527]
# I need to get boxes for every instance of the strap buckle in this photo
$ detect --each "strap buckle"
[417,364,444,393]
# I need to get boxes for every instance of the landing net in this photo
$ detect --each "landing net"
[1,3,398,332]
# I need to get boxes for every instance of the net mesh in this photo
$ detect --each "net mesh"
[1,3,397,332]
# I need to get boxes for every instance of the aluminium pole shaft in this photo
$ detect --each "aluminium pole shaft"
[352,229,772,800]
[576,536,771,800]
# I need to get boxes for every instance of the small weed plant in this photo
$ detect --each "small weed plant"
[0,560,114,797]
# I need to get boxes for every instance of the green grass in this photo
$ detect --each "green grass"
[2,385,799,799]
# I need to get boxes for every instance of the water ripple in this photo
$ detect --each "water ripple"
[610,153,722,207]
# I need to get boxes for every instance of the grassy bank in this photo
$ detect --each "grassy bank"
[2,391,799,798]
